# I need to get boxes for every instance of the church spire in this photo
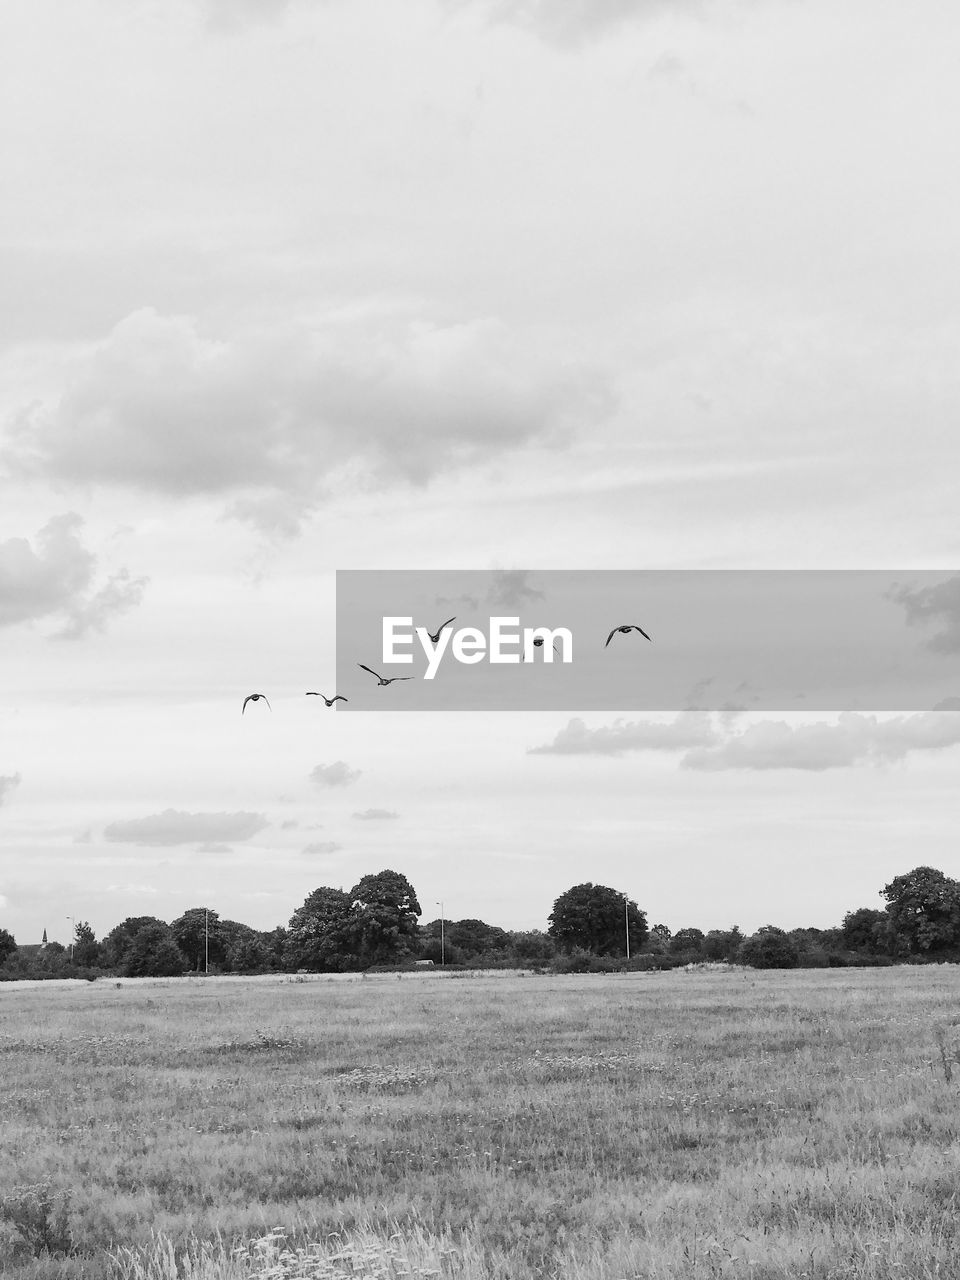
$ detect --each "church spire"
[41,927,48,947]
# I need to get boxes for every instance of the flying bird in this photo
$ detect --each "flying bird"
[305,693,348,706]
[357,663,414,687]
[605,624,652,647]
[524,636,561,660]
[242,693,272,714]
[425,617,456,645]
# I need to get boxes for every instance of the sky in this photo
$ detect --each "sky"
[2,0,960,947]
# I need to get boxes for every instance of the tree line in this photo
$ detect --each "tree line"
[1,864,958,981]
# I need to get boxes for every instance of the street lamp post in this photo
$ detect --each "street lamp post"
[205,908,209,975]
[623,895,630,962]
[436,900,445,966]
[66,916,75,962]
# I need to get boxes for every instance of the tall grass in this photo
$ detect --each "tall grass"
[2,967,960,1278]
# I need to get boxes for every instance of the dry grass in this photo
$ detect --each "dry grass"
[2,966,960,1278]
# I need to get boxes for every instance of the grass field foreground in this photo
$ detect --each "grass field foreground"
[3,967,960,1279]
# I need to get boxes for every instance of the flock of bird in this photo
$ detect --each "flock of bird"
[241,617,652,713]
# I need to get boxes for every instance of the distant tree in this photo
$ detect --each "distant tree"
[548,883,647,956]
[171,907,226,972]
[124,923,186,977]
[840,910,888,953]
[669,928,706,957]
[703,927,743,961]
[286,887,356,971]
[226,931,273,973]
[738,925,800,970]
[263,925,288,970]
[349,869,422,967]
[101,917,170,970]
[881,866,960,956]
[73,921,100,968]
[505,929,557,966]
[0,928,15,965]
[646,923,672,952]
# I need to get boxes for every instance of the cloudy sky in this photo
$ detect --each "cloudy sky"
[2,0,960,948]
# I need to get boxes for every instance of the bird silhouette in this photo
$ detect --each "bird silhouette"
[305,693,348,706]
[242,693,272,714]
[605,624,652,647]
[524,635,561,661]
[425,617,456,644]
[358,663,414,687]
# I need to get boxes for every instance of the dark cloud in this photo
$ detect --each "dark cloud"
[310,761,362,787]
[8,308,613,534]
[0,514,146,636]
[103,809,268,846]
[486,569,545,612]
[0,773,21,806]
[352,808,399,820]
[888,575,960,654]
[529,712,717,755]
[681,711,960,772]
[933,697,960,711]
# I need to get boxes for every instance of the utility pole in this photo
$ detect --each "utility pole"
[624,894,630,961]
[205,908,209,975]
[66,916,75,961]
[436,900,445,966]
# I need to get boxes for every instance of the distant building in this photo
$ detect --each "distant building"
[41,928,48,949]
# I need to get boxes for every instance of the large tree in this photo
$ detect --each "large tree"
[882,866,960,955]
[349,869,422,966]
[286,887,356,971]
[548,883,647,956]
[0,927,16,965]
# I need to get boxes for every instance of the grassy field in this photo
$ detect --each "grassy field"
[2,966,960,1280]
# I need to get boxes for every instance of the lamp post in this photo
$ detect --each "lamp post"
[436,900,445,966]
[66,915,75,961]
[204,908,209,975]
[623,894,630,962]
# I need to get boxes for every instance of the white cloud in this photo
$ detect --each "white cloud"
[529,712,717,755]
[0,515,146,636]
[353,808,399,820]
[445,0,703,47]
[302,840,342,855]
[310,761,362,787]
[105,883,158,895]
[681,712,960,772]
[103,809,269,846]
[55,567,148,640]
[0,774,22,805]
[10,307,613,532]
[199,0,297,34]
